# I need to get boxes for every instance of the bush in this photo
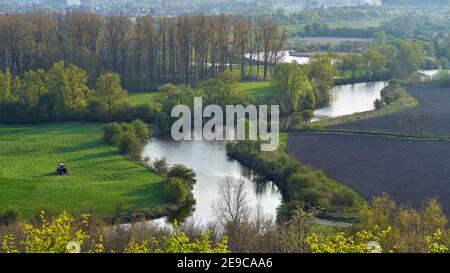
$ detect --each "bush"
[331,190,356,207]
[103,122,124,146]
[131,119,150,141]
[152,158,169,176]
[374,98,384,110]
[167,164,196,186]
[119,133,143,161]
[165,178,191,204]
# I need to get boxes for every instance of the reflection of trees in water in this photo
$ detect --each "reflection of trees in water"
[398,110,432,137]
[239,166,279,196]
[166,199,196,224]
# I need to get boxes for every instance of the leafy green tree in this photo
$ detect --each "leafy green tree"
[200,71,248,107]
[94,72,127,116]
[272,63,312,114]
[46,61,68,115]
[65,64,91,111]
[363,46,387,79]
[0,68,12,101]
[21,69,47,106]
[307,54,336,105]
[396,40,424,78]
[345,53,363,80]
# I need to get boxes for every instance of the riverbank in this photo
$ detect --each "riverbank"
[226,140,364,223]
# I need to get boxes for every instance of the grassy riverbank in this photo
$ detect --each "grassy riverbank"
[0,122,168,219]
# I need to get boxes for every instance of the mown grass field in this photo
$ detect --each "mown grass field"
[0,122,167,218]
[127,81,273,106]
[240,81,272,100]
[128,91,164,110]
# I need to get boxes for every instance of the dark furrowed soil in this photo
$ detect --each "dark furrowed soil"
[287,132,450,214]
[330,87,450,136]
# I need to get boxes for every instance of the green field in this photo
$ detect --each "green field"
[0,122,167,218]
[127,81,273,105]
[128,91,164,109]
[239,81,272,99]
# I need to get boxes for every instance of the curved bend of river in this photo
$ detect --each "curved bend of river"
[143,80,391,226]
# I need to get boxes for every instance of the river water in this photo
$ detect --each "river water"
[143,80,391,226]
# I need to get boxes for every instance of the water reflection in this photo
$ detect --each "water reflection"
[313,81,387,121]
[142,136,283,226]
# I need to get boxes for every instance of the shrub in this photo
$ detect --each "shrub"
[331,190,356,207]
[131,119,150,141]
[165,178,191,204]
[119,133,143,161]
[167,164,196,186]
[152,158,169,176]
[374,98,384,110]
[103,122,124,146]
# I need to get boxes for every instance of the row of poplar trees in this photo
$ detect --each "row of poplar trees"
[0,11,287,92]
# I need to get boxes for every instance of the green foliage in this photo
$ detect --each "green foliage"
[200,71,249,107]
[159,224,229,253]
[94,73,128,116]
[307,54,336,106]
[165,178,191,204]
[103,119,150,160]
[167,164,197,186]
[227,141,361,219]
[131,119,151,141]
[359,193,450,253]
[272,63,312,114]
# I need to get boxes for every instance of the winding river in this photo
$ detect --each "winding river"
[144,80,389,226]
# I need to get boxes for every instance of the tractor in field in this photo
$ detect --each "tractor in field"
[55,163,69,176]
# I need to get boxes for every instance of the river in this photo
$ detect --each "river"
[143,80,391,226]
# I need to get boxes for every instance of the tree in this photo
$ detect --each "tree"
[363,46,387,79]
[94,73,127,116]
[272,63,312,114]
[65,64,91,112]
[307,54,336,106]
[345,53,363,80]
[396,40,424,78]
[0,69,12,101]
[21,69,47,106]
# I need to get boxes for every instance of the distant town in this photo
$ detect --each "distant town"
[0,0,381,16]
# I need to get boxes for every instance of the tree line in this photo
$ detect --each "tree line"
[0,12,287,92]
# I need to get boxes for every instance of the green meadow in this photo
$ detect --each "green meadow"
[0,122,167,218]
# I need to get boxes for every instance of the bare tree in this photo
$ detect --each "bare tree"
[213,177,251,230]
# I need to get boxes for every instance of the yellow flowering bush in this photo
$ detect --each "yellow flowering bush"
[159,228,229,253]
[124,224,229,253]
[426,229,449,253]
[1,211,90,253]
[307,226,391,253]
